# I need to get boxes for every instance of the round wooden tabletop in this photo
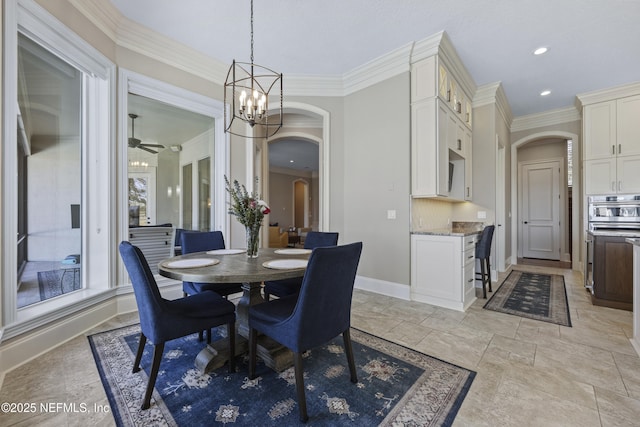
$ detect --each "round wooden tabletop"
[158,248,310,284]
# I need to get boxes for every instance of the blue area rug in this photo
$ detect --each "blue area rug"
[37,268,81,300]
[483,270,572,327]
[88,324,475,426]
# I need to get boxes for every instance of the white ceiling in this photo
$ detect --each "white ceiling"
[109,0,640,117]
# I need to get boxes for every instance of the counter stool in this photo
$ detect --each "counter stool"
[475,225,495,299]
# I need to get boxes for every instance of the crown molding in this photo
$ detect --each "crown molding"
[411,31,476,101]
[284,75,344,97]
[70,0,228,85]
[511,106,580,132]
[474,82,513,127]
[342,42,413,96]
[117,20,229,84]
[576,80,640,107]
[68,0,119,41]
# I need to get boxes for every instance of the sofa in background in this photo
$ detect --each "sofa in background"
[269,226,288,248]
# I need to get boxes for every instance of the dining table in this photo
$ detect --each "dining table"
[158,247,311,373]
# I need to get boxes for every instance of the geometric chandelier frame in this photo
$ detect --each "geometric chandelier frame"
[223,0,283,138]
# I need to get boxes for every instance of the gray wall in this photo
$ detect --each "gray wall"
[343,73,411,285]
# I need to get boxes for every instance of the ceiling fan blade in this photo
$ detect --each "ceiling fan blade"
[138,146,159,154]
[140,143,165,148]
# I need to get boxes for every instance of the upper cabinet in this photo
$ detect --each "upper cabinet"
[582,92,640,195]
[411,45,474,201]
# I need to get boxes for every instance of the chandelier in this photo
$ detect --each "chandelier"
[224,0,283,138]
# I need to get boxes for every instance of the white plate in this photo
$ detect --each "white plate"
[163,258,219,269]
[206,249,246,255]
[274,248,312,255]
[262,259,308,270]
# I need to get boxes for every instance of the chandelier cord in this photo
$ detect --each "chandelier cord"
[250,0,254,65]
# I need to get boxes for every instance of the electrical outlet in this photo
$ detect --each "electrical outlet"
[477,211,487,219]
[387,210,396,220]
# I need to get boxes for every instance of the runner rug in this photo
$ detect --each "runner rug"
[483,270,572,327]
[88,324,476,426]
[37,269,81,300]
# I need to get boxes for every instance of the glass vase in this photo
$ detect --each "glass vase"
[246,224,261,258]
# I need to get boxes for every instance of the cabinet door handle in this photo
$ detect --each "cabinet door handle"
[457,139,462,150]
[467,278,474,283]
[466,187,470,197]
[619,144,622,154]
[612,145,615,155]
[447,89,451,102]
[612,181,616,191]
[467,255,474,259]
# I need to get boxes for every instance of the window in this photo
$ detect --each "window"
[3,0,115,335]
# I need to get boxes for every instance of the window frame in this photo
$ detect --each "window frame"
[117,69,229,287]
[2,0,116,338]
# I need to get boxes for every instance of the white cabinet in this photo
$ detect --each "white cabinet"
[411,56,473,201]
[411,233,477,311]
[584,94,640,195]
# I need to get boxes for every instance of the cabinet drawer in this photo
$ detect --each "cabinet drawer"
[463,263,475,294]
[464,247,475,267]
[464,235,477,250]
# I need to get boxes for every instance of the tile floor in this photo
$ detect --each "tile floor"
[1,264,639,426]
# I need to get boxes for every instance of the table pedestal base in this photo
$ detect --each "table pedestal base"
[195,280,295,374]
[194,334,294,374]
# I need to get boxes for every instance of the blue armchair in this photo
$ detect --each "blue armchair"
[119,241,236,410]
[248,242,363,423]
[263,231,339,301]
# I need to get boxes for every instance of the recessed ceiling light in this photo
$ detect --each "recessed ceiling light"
[540,90,551,96]
[289,160,294,163]
[534,47,548,55]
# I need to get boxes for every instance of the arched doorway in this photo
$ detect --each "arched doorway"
[511,131,581,271]
[261,102,329,246]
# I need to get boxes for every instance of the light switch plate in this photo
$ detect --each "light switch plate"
[387,210,396,219]
[477,211,487,219]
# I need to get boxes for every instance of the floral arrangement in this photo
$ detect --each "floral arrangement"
[224,176,270,256]
[224,176,271,226]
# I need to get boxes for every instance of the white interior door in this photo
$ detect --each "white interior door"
[521,160,560,260]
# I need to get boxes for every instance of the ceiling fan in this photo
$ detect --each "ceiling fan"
[128,113,165,154]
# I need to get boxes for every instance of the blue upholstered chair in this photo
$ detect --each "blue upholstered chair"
[263,231,339,301]
[118,241,236,410]
[248,242,363,423]
[181,231,243,299]
[475,225,495,298]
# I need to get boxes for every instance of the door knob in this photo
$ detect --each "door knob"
[524,221,528,224]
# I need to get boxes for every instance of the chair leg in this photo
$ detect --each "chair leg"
[206,329,212,344]
[142,343,164,410]
[293,352,309,423]
[486,258,492,292]
[248,328,257,380]
[342,329,358,383]
[227,322,236,373]
[264,291,270,302]
[132,333,147,373]
[198,330,204,342]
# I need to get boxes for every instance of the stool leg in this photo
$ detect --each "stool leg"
[486,258,492,292]
[480,260,487,299]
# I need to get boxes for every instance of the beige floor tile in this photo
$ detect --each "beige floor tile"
[2,265,640,425]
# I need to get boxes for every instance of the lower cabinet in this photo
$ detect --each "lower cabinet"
[592,235,633,310]
[411,234,477,311]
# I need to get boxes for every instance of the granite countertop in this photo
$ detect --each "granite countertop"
[588,229,640,238]
[412,221,485,237]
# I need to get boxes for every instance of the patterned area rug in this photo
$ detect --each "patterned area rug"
[483,270,572,327]
[37,268,81,300]
[88,324,476,426]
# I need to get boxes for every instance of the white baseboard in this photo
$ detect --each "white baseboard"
[354,275,410,300]
[0,279,185,375]
[0,299,118,374]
